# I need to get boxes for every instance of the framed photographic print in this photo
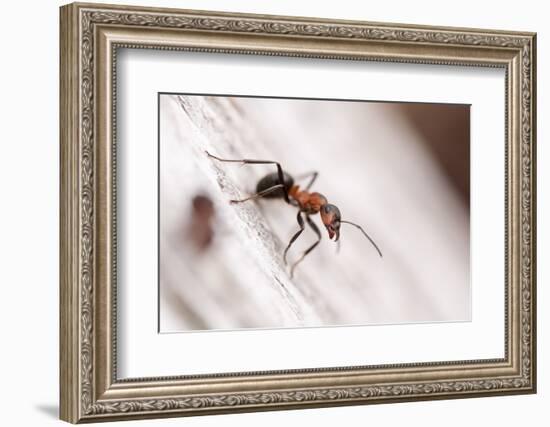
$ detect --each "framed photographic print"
[59,2,537,423]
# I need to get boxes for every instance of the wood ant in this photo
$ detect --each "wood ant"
[206,151,382,277]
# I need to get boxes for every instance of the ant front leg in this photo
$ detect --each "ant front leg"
[205,151,290,204]
[283,211,305,265]
[290,216,322,278]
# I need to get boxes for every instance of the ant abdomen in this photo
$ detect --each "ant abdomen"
[256,171,294,199]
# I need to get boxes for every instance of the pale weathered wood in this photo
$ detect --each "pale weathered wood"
[159,94,470,332]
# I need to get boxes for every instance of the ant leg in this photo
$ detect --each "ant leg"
[290,216,322,278]
[205,151,290,204]
[305,172,319,191]
[293,171,319,190]
[229,184,284,204]
[283,211,305,265]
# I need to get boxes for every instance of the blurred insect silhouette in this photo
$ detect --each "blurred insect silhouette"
[187,195,215,251]
[206,151,382,277]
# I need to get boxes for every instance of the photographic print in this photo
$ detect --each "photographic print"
[159,94,470,332]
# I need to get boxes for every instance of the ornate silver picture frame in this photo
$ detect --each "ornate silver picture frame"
[60,2,536,423]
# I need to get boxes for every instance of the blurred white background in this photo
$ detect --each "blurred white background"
[0,0,545,426]
[160,95,470,331]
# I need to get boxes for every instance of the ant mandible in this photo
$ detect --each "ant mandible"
[206,151,382,277]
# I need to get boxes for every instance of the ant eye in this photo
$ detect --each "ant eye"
[325,204,341,220]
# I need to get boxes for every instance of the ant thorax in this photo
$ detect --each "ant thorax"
[289,185,328,215]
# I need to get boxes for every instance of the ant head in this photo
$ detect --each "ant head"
[320,204,341,241]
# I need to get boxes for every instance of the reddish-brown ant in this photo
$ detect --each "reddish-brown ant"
[206,151,382,277]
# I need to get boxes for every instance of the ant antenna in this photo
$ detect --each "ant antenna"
[340,220,383,258]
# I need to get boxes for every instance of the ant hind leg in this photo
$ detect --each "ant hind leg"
[205,151,290,204]
[229,184,285,204]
